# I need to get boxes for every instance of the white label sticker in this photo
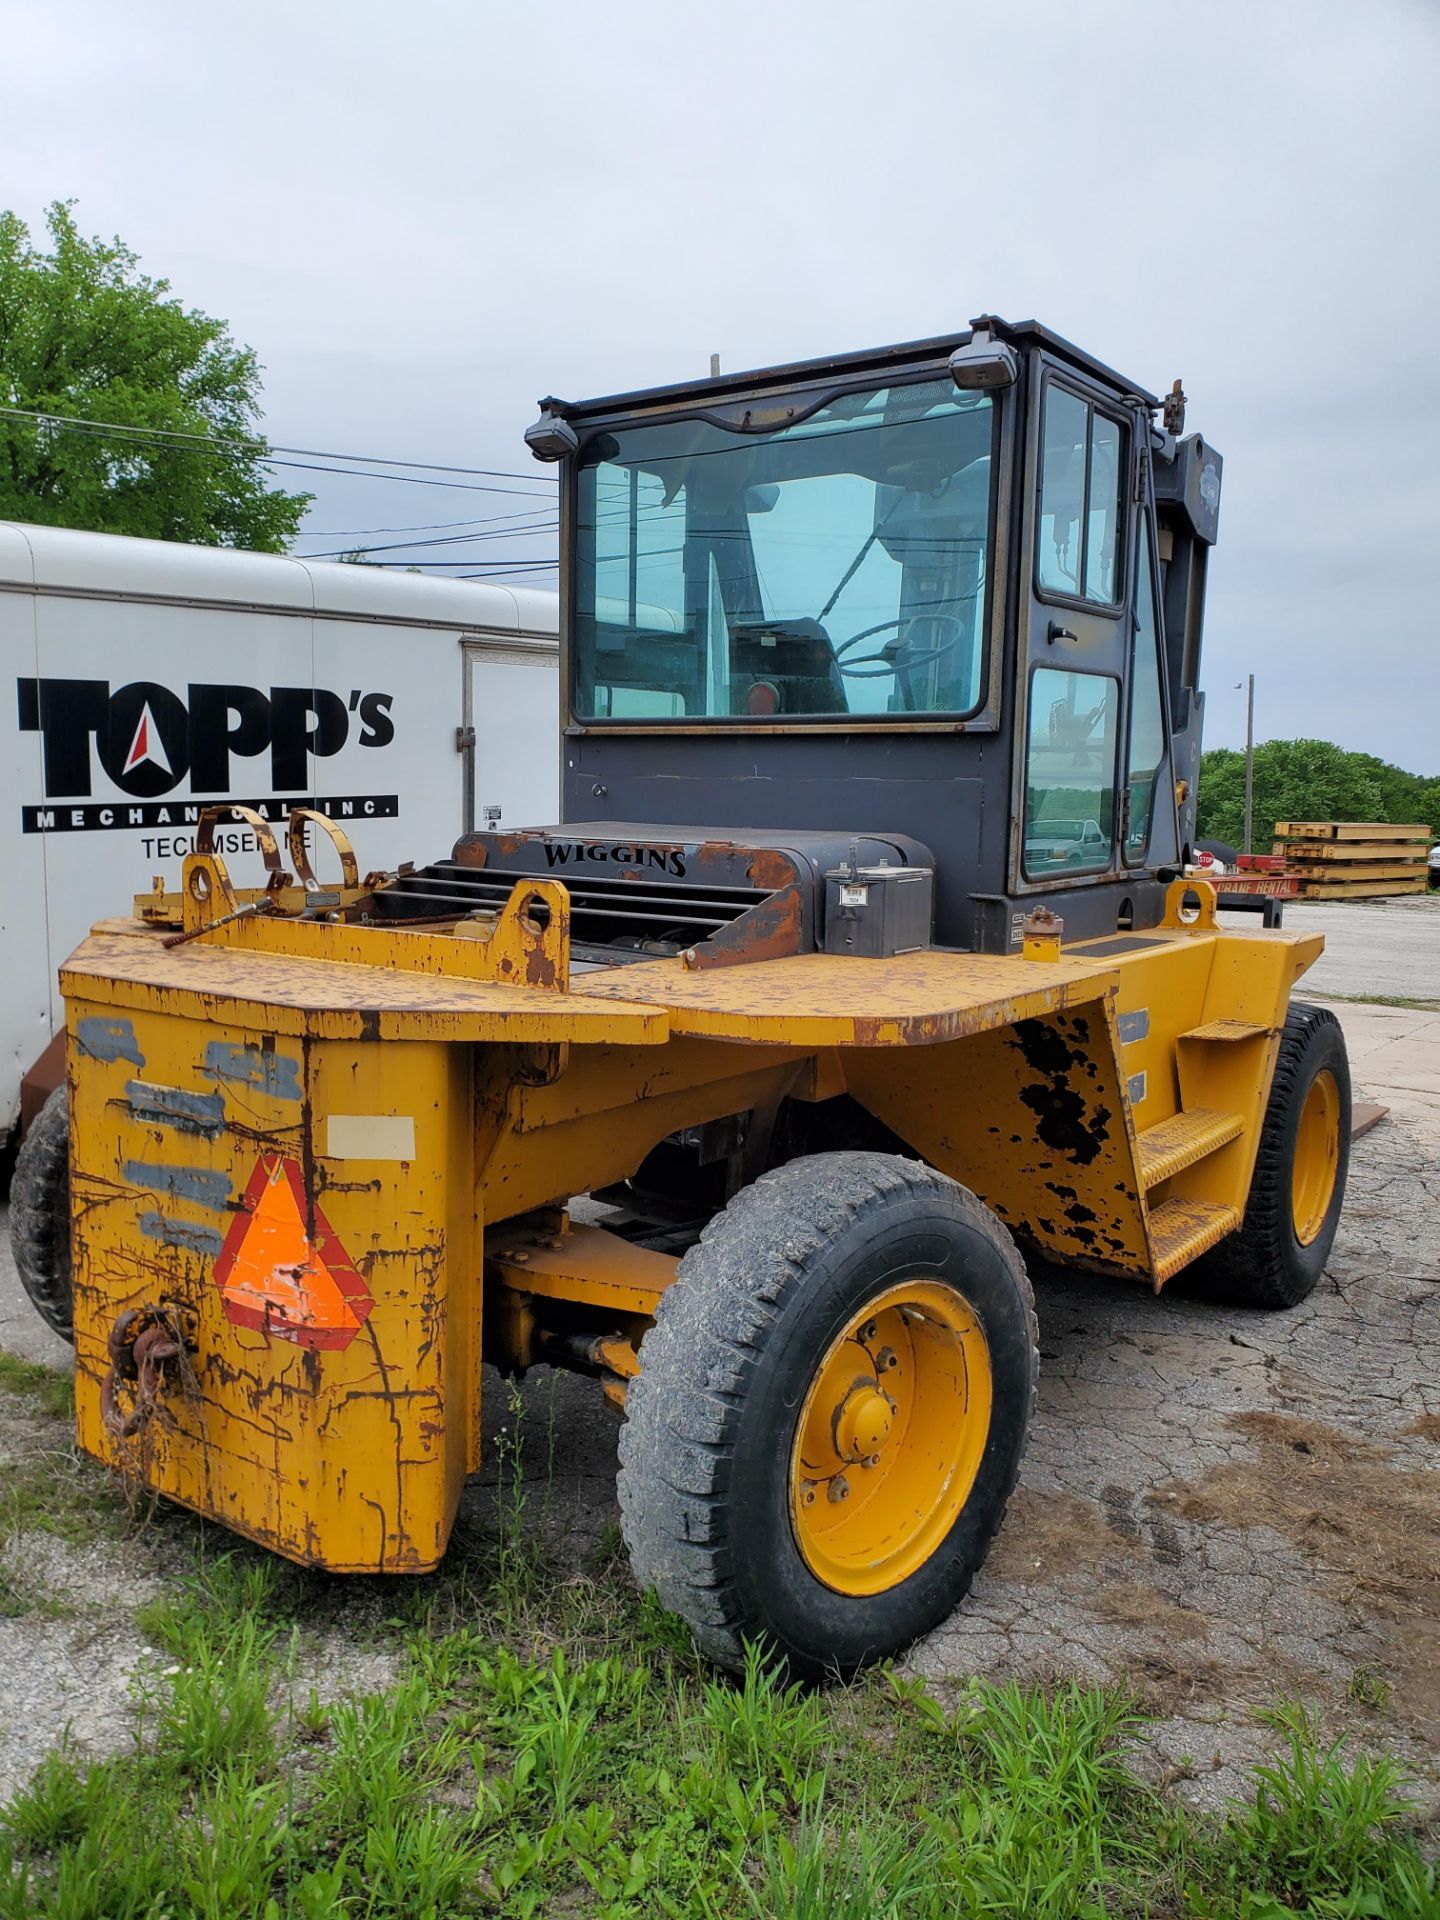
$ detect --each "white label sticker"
[839,884,869,907]
[325,1114,417,1161]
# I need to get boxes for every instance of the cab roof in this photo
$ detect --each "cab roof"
[541,315,1161,423]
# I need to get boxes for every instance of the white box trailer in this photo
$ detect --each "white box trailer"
[0,520,559,1140]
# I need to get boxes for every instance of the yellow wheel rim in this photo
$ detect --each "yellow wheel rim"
[788,1278,992,1597]
[1291,1068,1341,1246]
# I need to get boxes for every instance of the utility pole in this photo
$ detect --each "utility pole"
[1240,673,1256,855]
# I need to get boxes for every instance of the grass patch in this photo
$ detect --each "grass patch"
[0,1352,116,1615]
[0,1383,1433,1912]
[0,1547,1435,1918]
[0,1449,122,1616]
[0,1351,74,1421]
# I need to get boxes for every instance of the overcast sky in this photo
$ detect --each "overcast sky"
[6,0,1438,770]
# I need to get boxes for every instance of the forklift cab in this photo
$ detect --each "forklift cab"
[528,316,1223,952]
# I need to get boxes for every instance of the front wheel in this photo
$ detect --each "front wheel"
[1193,1001,1351,1309]
[617,1151,1037,1677]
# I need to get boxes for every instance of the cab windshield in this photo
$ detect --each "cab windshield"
[573,377,997,721]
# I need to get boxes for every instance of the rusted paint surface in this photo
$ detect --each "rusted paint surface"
[67,993,482,1573]
[287,808,359,890]
[743,846,800,891]
[480,879,571,991]
[575,947,1119,1048]
[844,1003,1153,1277]
[61,929,667,1045]
[683,884,803,972]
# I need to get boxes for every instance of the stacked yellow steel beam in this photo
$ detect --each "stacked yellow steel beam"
[1272,822,1431,898]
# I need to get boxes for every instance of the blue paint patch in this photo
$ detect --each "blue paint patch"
[139,1212,224,1258]
[201,1042,302,1103]
[126,1079,225,1138]
[75,1016,145,1069]
[124,1161,233,1212]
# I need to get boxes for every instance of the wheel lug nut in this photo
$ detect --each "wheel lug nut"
[862,1453,880,1469]
[828,1475,850,1503]
[861,1321,878,1342]
[876,1346,898,1371]
[800,1480,817,1507]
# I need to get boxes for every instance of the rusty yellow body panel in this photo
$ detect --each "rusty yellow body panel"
[572,946,1119,1046]
[60,867,1324,1573]
[63,924,667,1047]
[67,996,480,1570]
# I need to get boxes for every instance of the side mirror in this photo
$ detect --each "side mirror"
[949,330,1018,392]
[525,405,580,462]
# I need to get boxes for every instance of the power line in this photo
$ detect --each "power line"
[0,405,554,498]
[343,558,557,576]
[0,402,554,486]
[296,510,545,538]
[299,519,558,560]
[354,555,558,568]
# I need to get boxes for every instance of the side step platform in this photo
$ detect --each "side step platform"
[1148,1197,1243,1285]
[1135,1108,1245,1188]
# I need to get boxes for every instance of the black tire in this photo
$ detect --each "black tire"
[1192,1001,1351,1310]
[8,1086,74,1342]
[617,1151,1037,1677]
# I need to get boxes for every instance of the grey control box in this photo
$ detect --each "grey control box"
[822,861,934,959]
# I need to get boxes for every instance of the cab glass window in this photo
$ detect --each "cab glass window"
[1123,524,1167,862]
[573,378,998,721]
[1036,385,1126,607]
[1024,668,1118,877]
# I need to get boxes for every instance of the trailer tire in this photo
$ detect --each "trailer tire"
[1193,1002,1350,1310]
[8,1086,74,1343]
[617,1151,1036,1678]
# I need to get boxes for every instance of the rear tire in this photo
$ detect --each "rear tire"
[8,1086,74,1343]
[1193,1002,1350,1309]
[617,1150,1037,1677]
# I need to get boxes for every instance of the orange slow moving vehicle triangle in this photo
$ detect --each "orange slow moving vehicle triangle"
[212,1156,373,1350]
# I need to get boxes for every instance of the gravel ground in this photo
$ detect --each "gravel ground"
[1268,894,1438,1002]
[1,910,1436,1815]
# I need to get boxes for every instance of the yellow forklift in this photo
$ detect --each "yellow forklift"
[15,317,1350,1675]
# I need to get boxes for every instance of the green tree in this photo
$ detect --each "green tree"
[0,202,309,550]
[1197,738,1439,850]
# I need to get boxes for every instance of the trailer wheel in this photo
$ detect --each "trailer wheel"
[617,1151,1037,1677]
[1194,1002,1350,1309]
[8,1086,74,1343]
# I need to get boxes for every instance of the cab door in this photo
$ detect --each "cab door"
[1012,358,1145,898]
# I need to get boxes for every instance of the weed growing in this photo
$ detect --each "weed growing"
[2,1378,1434,1913]
[0,1353,75,1421]
[1,1541,1436,1919]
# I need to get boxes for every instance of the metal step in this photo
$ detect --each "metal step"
[1180,1019,1268,1043]
[1149,1196,1242,1283]
[1135,1108,1245,1189]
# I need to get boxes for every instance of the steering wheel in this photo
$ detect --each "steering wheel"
[832,613,968,679]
